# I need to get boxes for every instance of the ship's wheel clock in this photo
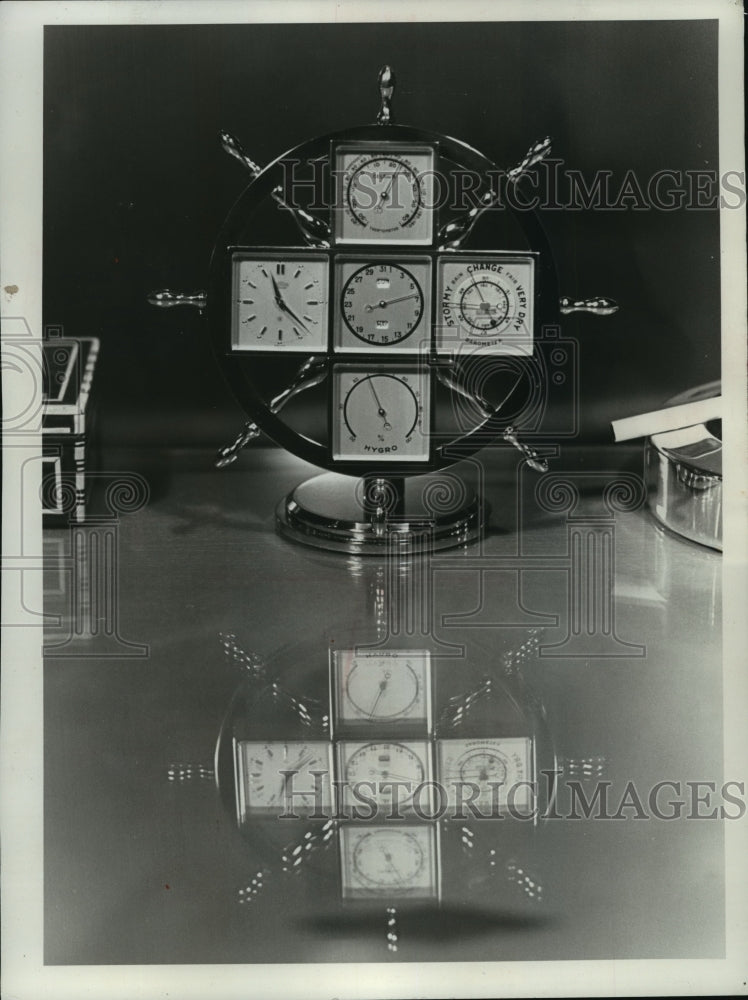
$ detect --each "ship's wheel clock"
[149,66,617,553]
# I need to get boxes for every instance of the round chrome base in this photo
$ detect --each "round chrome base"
[276,473,486,554]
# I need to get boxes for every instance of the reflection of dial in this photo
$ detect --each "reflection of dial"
[353,829,425,886]
[341,262,424,346]
[332,649,432,733]
[437,737,533,813]
[340,824,438,899]
[235,740,332,817]
[437,255,535,356]
[458,750,508,785]
[334,144,435,245]
[332,367,430,462]
[231,253,329,352]
[340,741,429,808]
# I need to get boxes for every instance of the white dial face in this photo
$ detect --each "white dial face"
[339,740,431,811]
[334,144,435,245]
[333,648,431,730]
[231,252,329,352]
[332,366,430,462]
[334,258,432,354]
[437,737,533,815]
[340,825,438,898]
[235,740,332,818]
[436,255,535,356]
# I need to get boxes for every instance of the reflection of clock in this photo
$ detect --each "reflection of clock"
[437,737,534,815]
[338,740,432,812]
[340,825,439,899]
[234,740,333,817]
[436,254,535,356]
[332,366,430,462]
[333,143,436,245]
[334,258,431,353]
[231,251,329,351]
[331,648,432,733]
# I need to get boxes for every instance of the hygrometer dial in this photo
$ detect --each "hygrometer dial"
[339,824,439,899]
[332,366,430,462]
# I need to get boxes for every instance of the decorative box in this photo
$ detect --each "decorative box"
[41,336,100,525]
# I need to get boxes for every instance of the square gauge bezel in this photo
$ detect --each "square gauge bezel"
[331,141,438,247]
[435,252,537,357]
[230,249,331,353]
[331,363,432,463]
[337,739,434,815]
[234,739,334,819]
[333,255,433,355]
[339,823,440,900]
[330,647,433,736]
[436,736,535,815]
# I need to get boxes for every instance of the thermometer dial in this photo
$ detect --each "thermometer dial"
[332,366,430,462]
[333,143,436,245]
[332,648,432,733]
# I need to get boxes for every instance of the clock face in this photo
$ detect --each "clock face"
[332,365,430,462]
[332,648,432,733]
[231,251,330,352]
[437,737,534,816]
[234,740,333,818]
[338,740,432,814]
[333,143,436,245]
[334,258,432,353]
[436,255,535,356]
[339,824,439,899]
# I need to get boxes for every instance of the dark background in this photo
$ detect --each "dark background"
[43,20,720,450]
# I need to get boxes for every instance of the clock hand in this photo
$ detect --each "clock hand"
[364,292,420,312]
[268,273,313,335]
[367,378,392,431]
[380,847,406,884]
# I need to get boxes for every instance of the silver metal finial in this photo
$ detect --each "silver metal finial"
[377,66,395,125]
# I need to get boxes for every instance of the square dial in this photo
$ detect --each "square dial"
[337,740,433,815]
[437,737,534,815]
[231,251,329,352]
[333,256,432,354]
[436,254,535,356]
[332,365,431,462]
[331,648,432,733]
[333,142,436,246]
[234,739,333,818]
[339,824,439,900]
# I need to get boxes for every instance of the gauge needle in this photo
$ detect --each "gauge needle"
[364,293,419,312]
[367,378,392,431]
[269,273,313,334]
[375,168,402,210]
[380,847,406,884]
[470,278,488,304]
[368,677,389,717]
